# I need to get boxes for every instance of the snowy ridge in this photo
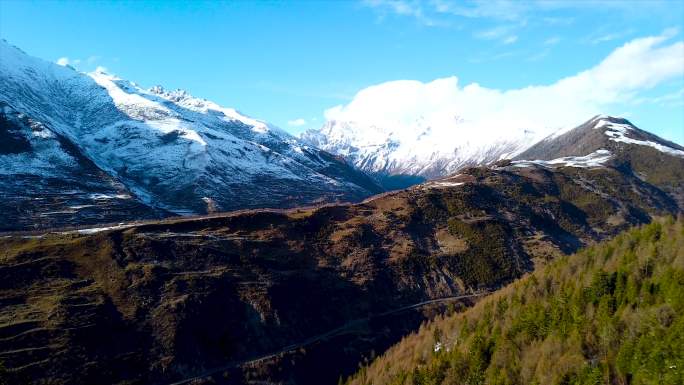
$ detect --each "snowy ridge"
[304,117,542,179]
[0,40,381,218]
[416,173,473,191]
[513,149,613,169]
[593,117,684,157]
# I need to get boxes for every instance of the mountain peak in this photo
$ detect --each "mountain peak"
[514,114,684,172]
[148,85,192,102]
[589,114,634,128]
[149,84,166,94]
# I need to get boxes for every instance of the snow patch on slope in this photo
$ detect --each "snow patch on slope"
[513,149,613,169]
[0,109,78,177]
[594,118,684,157]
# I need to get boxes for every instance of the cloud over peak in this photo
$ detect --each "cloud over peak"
[324,31,684,140]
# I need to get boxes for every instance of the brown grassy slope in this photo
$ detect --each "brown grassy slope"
[0,165,679,385]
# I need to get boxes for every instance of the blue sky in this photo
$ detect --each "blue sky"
[1,0,683,143]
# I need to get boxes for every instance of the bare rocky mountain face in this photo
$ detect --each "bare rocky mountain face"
[0,40,382,231]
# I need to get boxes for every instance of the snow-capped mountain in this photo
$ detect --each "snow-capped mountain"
[516,115,684,161]
[302,111,684,190]
[301,113,545,187]
[513,115,684,208]
[0,40,381,230]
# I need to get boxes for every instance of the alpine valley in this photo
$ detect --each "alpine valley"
[0,40,683,385]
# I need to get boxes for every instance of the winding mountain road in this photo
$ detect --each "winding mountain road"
[168,291,490,385]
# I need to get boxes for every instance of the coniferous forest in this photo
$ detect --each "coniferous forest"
[346,217,684,385]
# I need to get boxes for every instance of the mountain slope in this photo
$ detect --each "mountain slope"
[0,40,382,230]
[0,102,165,230]
[515,115,684,208]
[515,115,684,161]
[344,216,684,385]
[0,153,680,384]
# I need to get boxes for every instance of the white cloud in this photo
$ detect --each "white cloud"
[468,50,518,63]
[375,0,420,17]
[473,22,526,44]
[56,57,70,66]
[474,24,522,44]
[503,35,518,44]
[324,32,684,141]
[287,118,307,127]
[632,88,684,107]
[474,25,510,40]
[527,49,550,62]
[544,36,561,45]
[541,16,574,26]
[363,0,441,26]
[94,65,109,74]
[590,32,622,44]
[432,0,528,21]
[365,0,678,25]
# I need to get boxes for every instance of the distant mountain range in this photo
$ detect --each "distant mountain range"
[1,39,683,232]
[303,110,684,190]
[302,118,538,187]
